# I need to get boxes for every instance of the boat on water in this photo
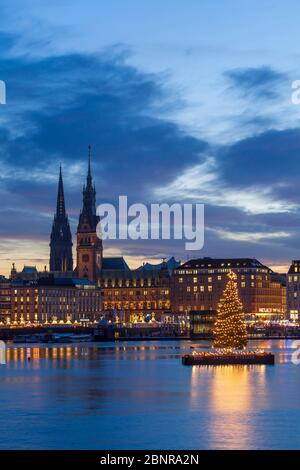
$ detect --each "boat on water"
[13,334,44,344]
[72,334,92,342]
[46,334,92,343]
[42,334,92,343]
[13,333,92,344]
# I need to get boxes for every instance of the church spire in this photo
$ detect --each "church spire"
[87,145,92,184]
[50,165,73,273]
[56,164,66,217]
[78,145,98,231]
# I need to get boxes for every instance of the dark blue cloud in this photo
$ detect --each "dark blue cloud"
[0,41,208,245]
[218,128,300,192]
[1,50,207,172]
[225,66,287,100]
[0,31,17,54]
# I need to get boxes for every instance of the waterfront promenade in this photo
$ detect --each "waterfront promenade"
[1,325,300,341]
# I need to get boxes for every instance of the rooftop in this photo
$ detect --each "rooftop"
[135,256,180,272]
[12,277,96,288]
[22,266,38,274]
[102,257,130,270]
[178,257,271,271]
[39,277,96,287]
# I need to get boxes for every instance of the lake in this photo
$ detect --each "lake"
[0,339,299,450]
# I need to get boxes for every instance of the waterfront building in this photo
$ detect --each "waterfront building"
[11,277,101,325]
[49,166,73,273]
[99,258,175,323]
[172,257,286,320]
[0,276,11,324]
[287,260,300,321]
[11,281,38,324]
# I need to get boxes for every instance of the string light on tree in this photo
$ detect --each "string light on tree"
[213,270,248,350]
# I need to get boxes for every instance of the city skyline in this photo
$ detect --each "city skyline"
[2,2,300,455]
[2,1,300,275]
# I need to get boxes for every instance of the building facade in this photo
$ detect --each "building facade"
[172,258,286,320]
[287,260,300,320]
[11,277,101,325]
[99,259,172,323]
[0,277,11,324]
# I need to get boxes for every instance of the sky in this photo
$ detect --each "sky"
[1,0,300,275]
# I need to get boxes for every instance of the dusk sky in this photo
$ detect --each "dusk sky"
[1,0,300,275]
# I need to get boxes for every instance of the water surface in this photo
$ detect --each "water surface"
[0,340,298,449]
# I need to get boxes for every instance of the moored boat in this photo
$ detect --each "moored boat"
[13,335,43,344]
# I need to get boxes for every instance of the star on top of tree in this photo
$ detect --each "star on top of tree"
[228,270,237,281]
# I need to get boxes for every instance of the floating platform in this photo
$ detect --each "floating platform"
[182,351,275,366]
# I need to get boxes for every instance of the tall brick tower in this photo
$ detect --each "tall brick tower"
[76,146,103,281]
[49,166,73,272]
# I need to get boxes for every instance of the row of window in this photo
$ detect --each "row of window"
[176,268,268,275]
[178,274,268,283]
[100,280,160,288]
[103,301,170,310]
[103,289,169,296]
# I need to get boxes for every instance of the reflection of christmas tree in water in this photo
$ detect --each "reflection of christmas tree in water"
[213,271,248,350]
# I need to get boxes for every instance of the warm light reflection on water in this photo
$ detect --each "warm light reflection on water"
[190,364,267,449]
[4,343,186,366]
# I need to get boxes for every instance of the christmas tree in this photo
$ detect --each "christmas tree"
[213,271,248,350]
